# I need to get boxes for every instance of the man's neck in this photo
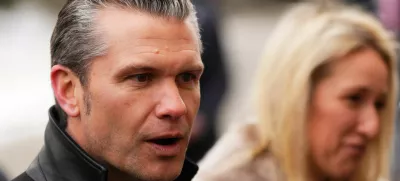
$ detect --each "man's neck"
[107,166,144,181]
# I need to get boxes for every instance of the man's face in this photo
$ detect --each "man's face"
[74,8,202,181]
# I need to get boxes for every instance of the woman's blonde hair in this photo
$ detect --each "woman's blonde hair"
[252,2,398,181]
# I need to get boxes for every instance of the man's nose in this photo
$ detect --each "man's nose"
[155,82,187,121]
[357,105,380,140]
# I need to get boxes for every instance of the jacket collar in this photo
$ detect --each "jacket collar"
[26,105,198,181]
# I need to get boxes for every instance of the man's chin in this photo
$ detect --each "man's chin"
[133,169,181,181]
[141,172,181,181]
[127,157,184,181]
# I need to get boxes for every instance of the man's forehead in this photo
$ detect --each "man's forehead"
[95,6,199,47]
[129,38,197,51]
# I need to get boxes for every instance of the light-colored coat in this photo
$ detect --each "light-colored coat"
[193,123,286,181]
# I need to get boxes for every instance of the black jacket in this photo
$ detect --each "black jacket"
[12,106,198,181]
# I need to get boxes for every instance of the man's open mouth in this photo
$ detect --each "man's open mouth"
[145,133,185,155]
[148,137,182,146]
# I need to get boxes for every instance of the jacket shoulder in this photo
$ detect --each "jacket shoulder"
[11,172,35,181]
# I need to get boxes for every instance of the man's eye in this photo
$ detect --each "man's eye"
[129,73,152,83]
[178,73,197,83]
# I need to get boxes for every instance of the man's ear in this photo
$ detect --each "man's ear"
[51,65,81,117]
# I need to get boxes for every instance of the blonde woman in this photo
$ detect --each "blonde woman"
[193,2,398,181]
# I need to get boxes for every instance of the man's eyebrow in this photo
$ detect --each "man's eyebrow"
[185,62,204,71]
[114,64,158,78]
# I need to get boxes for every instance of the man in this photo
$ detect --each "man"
[12,0,204,181]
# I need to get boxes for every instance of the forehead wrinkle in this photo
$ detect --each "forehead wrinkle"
[130,44,196,49]
[124,47,199,63]
[136,37,191,41]
[132,49,198,55]
[133,40,196,49]
[133,38,199,50]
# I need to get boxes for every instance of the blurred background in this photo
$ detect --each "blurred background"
[0,0,397,180]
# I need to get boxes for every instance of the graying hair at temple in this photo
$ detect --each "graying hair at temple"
[50,0,201,86]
